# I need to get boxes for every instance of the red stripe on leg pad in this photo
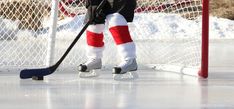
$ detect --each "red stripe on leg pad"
[87,31,104,47]
[109,26,133,45]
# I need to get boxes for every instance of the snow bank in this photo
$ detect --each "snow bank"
[1,14,234,40]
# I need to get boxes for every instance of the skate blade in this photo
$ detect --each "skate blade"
[79,69,100,78]
[113,71,139,81]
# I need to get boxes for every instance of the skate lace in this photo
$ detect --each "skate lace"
[84,59,96,65]
[118,59,132,67]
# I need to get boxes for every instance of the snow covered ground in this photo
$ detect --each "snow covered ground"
[1,13,234,40]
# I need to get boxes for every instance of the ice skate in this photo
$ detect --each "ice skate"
[78,58,102,78]
[113,58,138,80]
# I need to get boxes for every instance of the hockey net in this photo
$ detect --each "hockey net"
[0,0,208,78]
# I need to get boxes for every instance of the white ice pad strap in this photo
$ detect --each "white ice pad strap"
[106,13,128,28]
[151,64,200,77]
[117,42,136,60]
[87,24,105,34]
[86,46,104,59]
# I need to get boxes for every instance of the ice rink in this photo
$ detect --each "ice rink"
[0,41,234,109]
[1,0,234,108]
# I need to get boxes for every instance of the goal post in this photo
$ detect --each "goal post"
[0,0,209,78]
[200,0,209,78]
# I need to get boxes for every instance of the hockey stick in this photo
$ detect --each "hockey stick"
[20,0,107,79]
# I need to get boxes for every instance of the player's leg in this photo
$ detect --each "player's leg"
[79,0,107,78]
[78,24,105,78]
[106,13,138,80]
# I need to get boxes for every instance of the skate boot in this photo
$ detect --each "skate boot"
[78,58,102,78]
[113,58,138,80]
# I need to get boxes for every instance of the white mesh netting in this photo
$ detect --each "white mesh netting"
[0,0,205,73]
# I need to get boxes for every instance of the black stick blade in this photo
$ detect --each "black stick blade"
[20,68,52,79]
